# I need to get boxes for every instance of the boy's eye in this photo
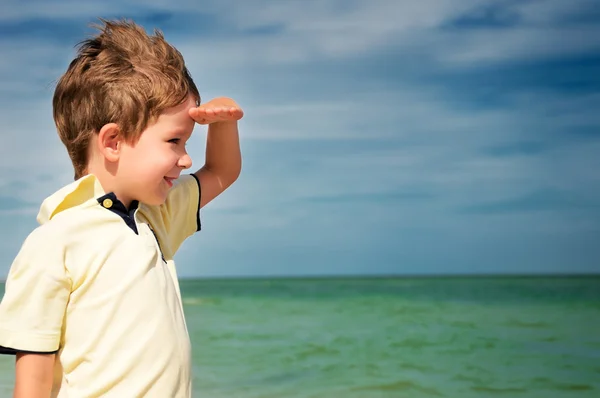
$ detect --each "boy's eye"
[168,138,180,144]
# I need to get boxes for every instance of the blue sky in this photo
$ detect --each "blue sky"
[0,0,599,278]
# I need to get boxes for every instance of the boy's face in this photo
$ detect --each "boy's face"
[117,94,197,206]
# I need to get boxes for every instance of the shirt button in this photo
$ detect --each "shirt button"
[102,198,113,208]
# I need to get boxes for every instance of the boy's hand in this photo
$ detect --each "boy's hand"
[189,97,244,125]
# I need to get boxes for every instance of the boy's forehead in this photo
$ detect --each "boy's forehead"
[163,95,197,115]
[153,98,195,131]
[155,98,195,126]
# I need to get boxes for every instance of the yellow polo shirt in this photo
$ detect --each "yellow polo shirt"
[0,174,201,397]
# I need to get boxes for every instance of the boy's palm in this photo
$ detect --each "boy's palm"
[189,97,244,125]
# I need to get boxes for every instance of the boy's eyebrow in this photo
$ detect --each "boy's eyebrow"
[169,128,193,137]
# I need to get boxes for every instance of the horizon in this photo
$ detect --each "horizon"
[1,0,599,278]
[2,271,600,284]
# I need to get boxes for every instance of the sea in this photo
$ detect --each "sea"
[1,276,599,397]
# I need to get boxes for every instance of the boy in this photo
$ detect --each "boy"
[0,19,243,397]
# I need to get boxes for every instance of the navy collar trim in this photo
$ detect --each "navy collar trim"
[96,193,139,234]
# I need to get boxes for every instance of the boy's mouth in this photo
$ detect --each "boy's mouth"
[164,177,176,187]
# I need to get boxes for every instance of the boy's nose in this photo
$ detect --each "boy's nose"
[178,154,192,170]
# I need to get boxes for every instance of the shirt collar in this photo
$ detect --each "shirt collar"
[37,174,138,228]
[37,174,105,225]
[96,192,139,233]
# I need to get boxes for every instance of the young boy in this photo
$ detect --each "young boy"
[0,19,243,397]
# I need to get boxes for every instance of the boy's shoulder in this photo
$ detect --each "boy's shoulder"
[13,176,133,275]
[18,202,101,258]
[9,219,71,277]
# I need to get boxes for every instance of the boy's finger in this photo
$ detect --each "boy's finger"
[189,108,205,118]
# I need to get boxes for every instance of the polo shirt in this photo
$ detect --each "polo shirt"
[0,173,201,397]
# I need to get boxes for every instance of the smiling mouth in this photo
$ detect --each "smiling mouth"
[164,177,176,187]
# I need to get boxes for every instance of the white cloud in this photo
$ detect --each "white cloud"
[0,207,38,216]
[175,0,600,69]
[437,25,600,67]
[2,0,596,69]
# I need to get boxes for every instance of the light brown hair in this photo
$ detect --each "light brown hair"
[53,19,200,180]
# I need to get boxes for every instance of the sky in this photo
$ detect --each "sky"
[0,0,599,278]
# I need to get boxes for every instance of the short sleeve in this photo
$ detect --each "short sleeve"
[138,174,201,255]
[0,227,71,355]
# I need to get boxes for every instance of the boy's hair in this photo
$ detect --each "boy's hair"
[53,19,200,180]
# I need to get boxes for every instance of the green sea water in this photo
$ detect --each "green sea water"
[1,276,599,397]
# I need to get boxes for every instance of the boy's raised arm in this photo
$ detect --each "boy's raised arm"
[189,97,243,208]
[14,353,55,398]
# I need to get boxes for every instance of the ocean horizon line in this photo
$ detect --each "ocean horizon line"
[176,272,600,281]
[1,272,599,285]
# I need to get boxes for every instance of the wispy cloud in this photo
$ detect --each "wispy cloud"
[0,196,36,212]
[300,191,435,204]
[459,189,600,214]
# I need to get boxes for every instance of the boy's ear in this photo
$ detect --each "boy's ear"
[97,123,122,162]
